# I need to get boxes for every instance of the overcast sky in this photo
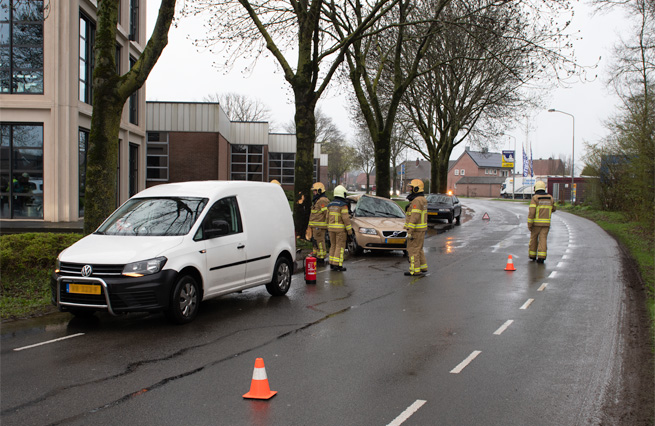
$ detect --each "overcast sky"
[145,1,634,175]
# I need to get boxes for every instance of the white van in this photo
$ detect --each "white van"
[51,181,296,324]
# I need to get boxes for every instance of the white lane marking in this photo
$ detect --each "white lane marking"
[520,299,535,310]
[538,283,548,291]
[450,350,482,374]
[493,320,514,335]
[562,255,569,260]
[13,333,85,352]
[387,400,427,426]
[548,271,557,279]
[557,262,565,268]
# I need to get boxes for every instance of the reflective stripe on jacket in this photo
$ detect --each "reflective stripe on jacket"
[528,192,556,226]
[327,199,352,232]
[309,194,329,228]
[404,195,428,231]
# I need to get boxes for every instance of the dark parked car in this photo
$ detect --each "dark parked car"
[426,193,461,224]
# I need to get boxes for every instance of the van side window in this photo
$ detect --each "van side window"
[196,196,243,240]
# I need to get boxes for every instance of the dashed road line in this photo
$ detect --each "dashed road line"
[493,320,514,335]
[548,271,557,279]
[538,283,548,291]
[450,351,482,374]
[13,333,85,352]
[387,400,427,426]
[520,299,534,310]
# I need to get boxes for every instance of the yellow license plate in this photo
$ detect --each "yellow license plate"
[386,238,405,244]
[67,284,101,295]
[428,212,439,215]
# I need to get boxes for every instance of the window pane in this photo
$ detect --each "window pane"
[231,154,246,163]
[1,23,10,44]
[13,23,42,44]
[12,125,42,147]
[13,69,42,93]
[231,163,246,173]
[147,156,167,167]
[147,145,167,156]
[14,0,43,20]
[12,46,42,68]
[247,164,262,173]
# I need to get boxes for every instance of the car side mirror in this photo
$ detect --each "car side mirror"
[204,219,230,239]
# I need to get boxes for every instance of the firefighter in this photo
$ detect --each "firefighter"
[309,182,330,264]
[528,180,556,263]
[327,185,353,271]
[404,179,428,276]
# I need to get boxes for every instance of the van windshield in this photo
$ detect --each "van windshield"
[96,197,208,236]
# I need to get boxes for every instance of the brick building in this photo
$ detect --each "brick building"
[448,147,512,197]
[145,102,328,192]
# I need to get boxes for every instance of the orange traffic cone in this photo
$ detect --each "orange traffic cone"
[243,358,277,399]
[504,255,516,271]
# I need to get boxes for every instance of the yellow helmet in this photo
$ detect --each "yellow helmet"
[534,181,546,191]
[409,179,424,193]
[311,182,325,194]
[333,185,347,198]
[270,179,281,185]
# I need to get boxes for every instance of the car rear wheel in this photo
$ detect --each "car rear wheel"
[347,234,364,256]
[165,275,200,324]
[266,256,292,296]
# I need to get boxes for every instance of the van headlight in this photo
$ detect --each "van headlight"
[358,227,377,235]
[123,257,167,277]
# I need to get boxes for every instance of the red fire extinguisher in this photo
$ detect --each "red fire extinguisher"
[305,255,317,284]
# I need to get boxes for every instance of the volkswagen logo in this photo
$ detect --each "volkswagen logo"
[81,265,93,277]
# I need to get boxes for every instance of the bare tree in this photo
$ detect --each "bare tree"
[398,0,578,193]
[330,0,451,199]
[184,0,399,236]
[353,128,376,193]
[84,0,177,234]
[588,0,654,226]
[204,92,272,122]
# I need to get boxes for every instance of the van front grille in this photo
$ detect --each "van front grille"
[59,262,124,277]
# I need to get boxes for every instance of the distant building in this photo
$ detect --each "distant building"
[1,0,147,222]
[145,102,327,192]
[447,147,512,197]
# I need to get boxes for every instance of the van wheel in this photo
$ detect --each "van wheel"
[266,256,292,296]
[165,275,200,324]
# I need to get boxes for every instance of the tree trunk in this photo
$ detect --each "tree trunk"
[84,98,123,234]
[373,129,392,198]
[292,87,317,238]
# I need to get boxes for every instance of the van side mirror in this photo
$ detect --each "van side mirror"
[204,219,230,239]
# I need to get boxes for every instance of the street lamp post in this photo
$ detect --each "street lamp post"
[548,108,575,205]
[504,134,517,199]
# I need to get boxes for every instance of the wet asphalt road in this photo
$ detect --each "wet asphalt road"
[1,199,625,425]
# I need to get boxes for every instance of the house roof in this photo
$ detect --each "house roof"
[532,158,565,176]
